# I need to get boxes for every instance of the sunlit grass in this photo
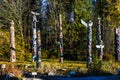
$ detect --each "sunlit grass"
[0,60,120,77]
[101,61,120,74]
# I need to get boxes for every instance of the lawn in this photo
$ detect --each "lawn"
[0,60,120,78]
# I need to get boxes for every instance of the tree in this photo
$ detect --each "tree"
[93,0,120,60]
[1,0,114,61]
[0,0,42,61]
[0,0,25,61]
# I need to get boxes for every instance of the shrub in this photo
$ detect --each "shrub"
[103,53,114,61]
[24,52,32,62]
[87,56,103,75]
[4,64,22,78]
[42,50,49,59]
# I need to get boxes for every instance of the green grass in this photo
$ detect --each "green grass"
[0,60,120,78]
[101,61,120,74]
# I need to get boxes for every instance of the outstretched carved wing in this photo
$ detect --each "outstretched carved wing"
[81,19,87,27]
[96,45,104,48]
[31,11,40,15]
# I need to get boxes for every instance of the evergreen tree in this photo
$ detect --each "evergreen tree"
[93,0,120,60]
[0,0,25,61]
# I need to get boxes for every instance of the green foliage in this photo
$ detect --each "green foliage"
[87,57,110,76]
[0,0,119,62]
[23,52,32,62]
[0,0,26,61]
[42,50,49,59]
[0,60,120,77]
[90,56,102,70]
[0,0,39,62]
[93,0,120,59]
[101,61,120,74]
[103,53,114,61]
[0,30,10,61]
[87,56,119,75]
[61,0,93,60]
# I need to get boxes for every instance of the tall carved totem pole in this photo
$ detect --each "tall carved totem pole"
[96,17,104,60]
[59,14,64,63]
[31,11,40,62]
[115,28,120,61]
[58,0,64,63]
[81,19,93,67]
[10,20,16,62]
[37,30,42,68]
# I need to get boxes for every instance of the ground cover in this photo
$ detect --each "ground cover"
[0,60,119,79]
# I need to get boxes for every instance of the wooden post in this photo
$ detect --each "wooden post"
[59,14,64,63]
[10,20,16,62]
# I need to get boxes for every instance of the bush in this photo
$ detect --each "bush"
[87,56,103,75]
[2,64,23,78]
[103,53,114,61]
[42,50,49,59]
[0,31,10,61]
[24,52,32,62]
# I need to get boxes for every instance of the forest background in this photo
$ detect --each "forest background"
[0,0,120,62]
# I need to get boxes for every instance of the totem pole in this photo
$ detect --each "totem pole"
[57,0,64,63]
[59,14,64,63]
[96,17,104,60]
[81,19,93,67]
[10,20,16,62]
[37,30,42,68]
[69,0,74,23]
[115,28,120,61]
[31,11,40,62]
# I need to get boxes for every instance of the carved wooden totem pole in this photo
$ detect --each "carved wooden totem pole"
[10,20,16,62]
[59,14,64,63]
[81,19,93,67]
[37,30,42,68]
[96,17,104,60]
[115,28,120,61]
[31,11,40,62]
